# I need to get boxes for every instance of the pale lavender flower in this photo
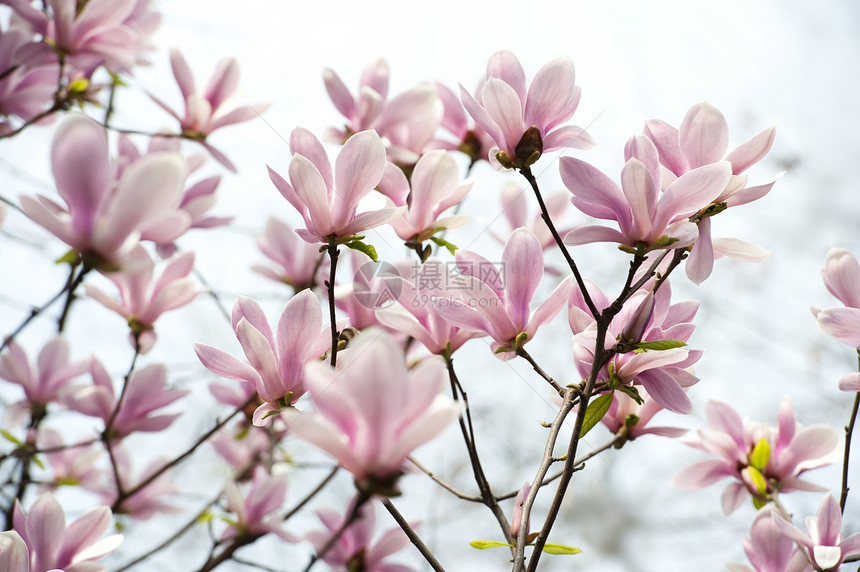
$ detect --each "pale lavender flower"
[672,399,840,514]
[252,217,328,290]
[773,494,860,572]
[221,467,296,543]
[281,328,459,486]
[725,507,811,572]
[13,493,122,572]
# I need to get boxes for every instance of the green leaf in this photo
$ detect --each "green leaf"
[617,384,644,405]
[749,437,770,471]
[633,340,687,352]
[746,466,768,495]
[429,236,458,255]
[32,455,45,470]
[542,543,582,555]
[55,250,79,265]
[579,393,614,438]
[1,429,23,446]
[469,540,514,550]
[344,239,378,262]
[752,496,767,510]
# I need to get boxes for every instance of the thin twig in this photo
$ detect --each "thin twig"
[325,237,340,367]
[408,456,481,502]
[382,497,446,572]
[516,348,564,394]
[840,351,860,513]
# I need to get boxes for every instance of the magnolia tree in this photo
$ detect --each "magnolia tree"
[0,2,858,572]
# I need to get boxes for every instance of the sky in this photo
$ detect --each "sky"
[2,1,860,570]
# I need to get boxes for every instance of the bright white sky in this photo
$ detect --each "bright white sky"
[2,1,860,570]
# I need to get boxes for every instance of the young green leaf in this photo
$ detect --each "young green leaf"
[430,236,458,255]
[469,540,514,550]
[579,392,614,438]
[542,543,583,555]
[344,239,378,262]
[633,340,687,352]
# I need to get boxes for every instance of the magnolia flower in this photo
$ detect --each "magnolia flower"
[726,507,810,572]
[19,114,188,268]
[149,48,269,171]
[221,467,296,543]
[460,50,594,169]
[281,329,459,487]
[252,217,328,290]
[116,134,231,257]
[38,428,103,493]
[0,27,57,131]
[63,360,188,439]
[569,281,701,414]
[510,482,531,539]
[773,494,860,572]
[382,150,473,245]
[322,59,442,165]
[12,493,122,572]
[644,102,779,283]
[815,248,860,392]
[210,426,270,475]
[99,449,180,519]
[307,498,416,572]
[672,398,840,514]
[194,290,331,425]
[432,82,495,166]
[433,228,573,359]
[0,337,89,423]
[267,127,402,244]
[85,245,202,353]
[375,258,484,355]
[562,135,732,252]
[6,0,158,73]
[323,58,390,140]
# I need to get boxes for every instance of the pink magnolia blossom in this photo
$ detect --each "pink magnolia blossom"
[431,82,495,166]
[210,426,270,475]
[0,26,57,132]
[375,258,484,355]
[569,281,701,414]
[38,428,103,493]
[0,337,89,421]
[307,498,416,572]
[268,127,402,244]
[194,289,331,425]
[433,228,573,359]
[221,467,296,543]
[772,494,860,571]
[644,102,779,283]
[333,252,404,332]
[381,149,473,243]
[19,114,189,268]
[116,134,231,257]
[672,398,840,514]
[459,50,595,170]
[3,0,160,73]
[322,59,442,165]
[12,493,122,572]
[252,217,328,290]
[492,182,573,252]
[281,328,459,486]
[149,48,269,171]
[561,135,732,252]
[63,360,187,439]
[85,245,202,353]
[815,249,860,392]
[726,507,811,572]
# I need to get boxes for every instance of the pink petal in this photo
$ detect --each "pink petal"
[679,102,729,168]
[542,124,596,151]
[823,248,860,308]
[360,58,390,100]
[643,119,689,175]
[838,372,860,392]
[323,68,355,119]
[563,225,629,247]
[193,343,260,386]
[524,56,576,130]
[502,228,543,330]
[459,84,503,154]
[57,506,111,566]
[486,50,526,103]
[712,237,771,262]
[685,217,714,284]
[559,156,629,225]
[725,127,776,175]
[231,296,273,344]
[289,127,333,192]
[654,162,731,231]
[331,130,386,228]
[276,289,322,394]
[480,78,523,155]
[720,482,748,514]
[289,154,335,237]
[203,57,239,112]
[818,307,860,347]
[637,368,692,414]
[169,48,195,100]
[620,158,657,241]
[671,459,734,489]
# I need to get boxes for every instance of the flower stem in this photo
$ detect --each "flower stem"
[382,497,447,572]
[840,352,860,513]
[325,236,341,367]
